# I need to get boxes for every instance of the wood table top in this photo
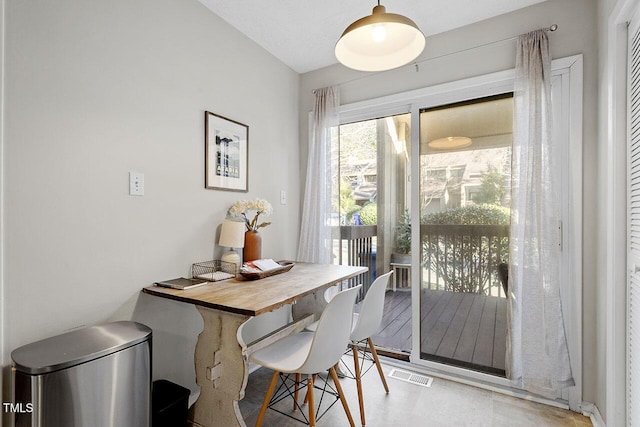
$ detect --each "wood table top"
[142,262,367,317]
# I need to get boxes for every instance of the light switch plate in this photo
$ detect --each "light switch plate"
[129,172,144,196]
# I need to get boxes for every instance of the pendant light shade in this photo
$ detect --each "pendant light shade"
[428,136,472,150]
[335,4,425,72]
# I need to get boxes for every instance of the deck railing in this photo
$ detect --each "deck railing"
[329,223,507,298]
[332,225,377,300]
[421,224,509,297]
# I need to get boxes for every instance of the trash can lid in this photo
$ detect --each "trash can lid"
[11,321,152,375]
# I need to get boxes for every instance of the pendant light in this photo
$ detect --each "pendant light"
[335,1,425,72]
[428,136,472,150]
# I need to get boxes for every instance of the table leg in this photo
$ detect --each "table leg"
[190,307,251,427]
[291,291,327,322]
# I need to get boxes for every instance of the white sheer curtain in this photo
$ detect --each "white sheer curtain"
[297,86,340,263]
[507,30,574,397]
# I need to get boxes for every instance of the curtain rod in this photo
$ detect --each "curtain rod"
[327,24,558,89]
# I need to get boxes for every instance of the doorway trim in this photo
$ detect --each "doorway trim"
[605,0,640,425]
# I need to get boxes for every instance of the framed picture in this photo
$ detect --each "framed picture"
[205,111,249,192]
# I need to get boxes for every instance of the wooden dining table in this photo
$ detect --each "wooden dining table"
[142,262,367,427]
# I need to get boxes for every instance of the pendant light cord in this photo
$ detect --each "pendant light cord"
[331,24,558,89]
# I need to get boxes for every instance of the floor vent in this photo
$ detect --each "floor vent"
[388,369,433,388]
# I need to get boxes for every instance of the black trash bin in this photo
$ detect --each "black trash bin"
[152,380,190,427]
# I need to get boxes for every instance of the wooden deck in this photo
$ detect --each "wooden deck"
[361,289,507,376]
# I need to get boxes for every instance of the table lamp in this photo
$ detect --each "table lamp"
[219,220,245,273]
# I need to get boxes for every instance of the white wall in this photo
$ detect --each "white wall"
[300,0,599,409]
[0,0,300,415]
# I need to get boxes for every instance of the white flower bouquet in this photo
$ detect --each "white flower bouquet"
[228,198,273,231]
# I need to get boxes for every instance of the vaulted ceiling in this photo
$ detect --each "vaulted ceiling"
[198,0,547,73]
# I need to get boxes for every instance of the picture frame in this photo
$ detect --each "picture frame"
[205,111,249,192]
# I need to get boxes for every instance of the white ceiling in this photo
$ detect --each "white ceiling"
[198,0,547,74]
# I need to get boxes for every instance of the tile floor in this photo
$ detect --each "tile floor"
[239,358,592,426]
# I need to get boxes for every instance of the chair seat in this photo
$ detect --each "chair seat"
[249,331,314,373]
[252,285,361,427]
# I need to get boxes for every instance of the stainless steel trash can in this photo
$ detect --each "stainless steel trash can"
[11,321,152,427]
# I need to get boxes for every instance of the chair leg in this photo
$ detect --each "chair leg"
[351,344,366,426]
[330,367,355,427]
[256,371,280,427]
[307,376,316,427]
[303,374,317,404]
[293,373,301,411]
[368,337,389,393]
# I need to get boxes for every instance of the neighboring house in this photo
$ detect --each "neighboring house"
[341,159,377,204]
[342,147,510,214]
[421,147,511,212]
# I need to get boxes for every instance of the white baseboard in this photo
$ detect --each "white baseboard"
[580,402,605,427]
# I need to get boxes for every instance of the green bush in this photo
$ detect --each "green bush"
[422,204,510,295]
[359,202,377,225]
[421,204,510,225]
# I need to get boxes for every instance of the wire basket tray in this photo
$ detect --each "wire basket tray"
[192,260,236,282]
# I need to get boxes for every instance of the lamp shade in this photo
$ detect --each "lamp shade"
[335,4,425,72]
[219,220,245,248]
[427,136,472,150]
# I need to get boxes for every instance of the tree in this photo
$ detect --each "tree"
[475,166,505,205]
[337,179,360,223]
[338,121,377,161]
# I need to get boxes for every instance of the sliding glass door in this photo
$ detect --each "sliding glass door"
[417,94,513,376]
[332,113,413,355]
[329,57,581,400]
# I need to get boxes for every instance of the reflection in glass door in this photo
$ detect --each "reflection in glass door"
[332,113,412,357]
[418,94,513,376]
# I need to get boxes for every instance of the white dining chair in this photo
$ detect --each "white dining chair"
[249,285,361,427]
[348,271,393,426]
[305,271,393,426]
